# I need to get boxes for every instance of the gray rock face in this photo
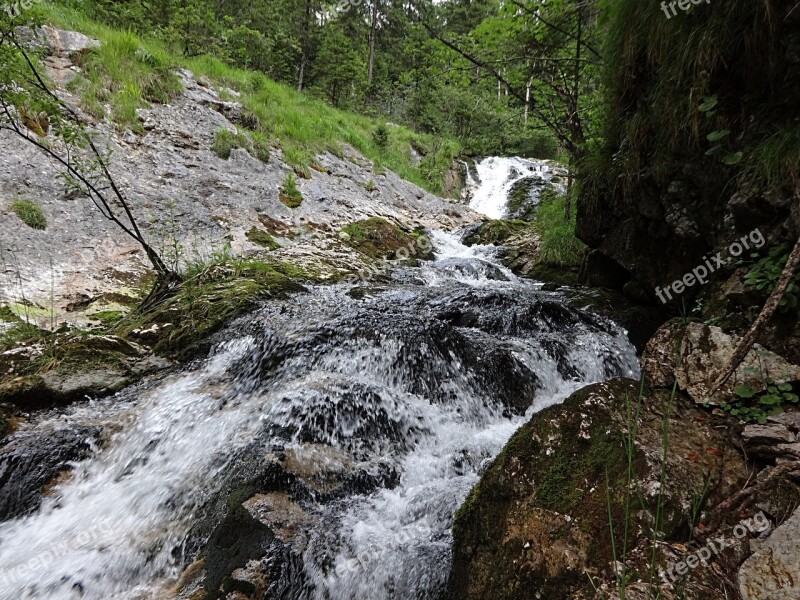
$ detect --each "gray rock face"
[0,33,478,323]
[739,506,800,600]
[642,321,800,405]
[41,25,99,56]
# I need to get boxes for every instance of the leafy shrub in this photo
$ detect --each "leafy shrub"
[373,125,389,153]
[721,381,800,423]
[744,247,799,311]
[10,198,47,230]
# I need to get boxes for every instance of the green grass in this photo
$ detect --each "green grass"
[10,198,47,230]
[279,172,303,208]
[38,2,460,194]
[211,128,270,163]
[534,190,586,268]
[742,126,800,193]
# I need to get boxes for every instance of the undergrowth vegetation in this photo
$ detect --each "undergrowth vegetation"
[534,189,586,268]
[39,2,460,194]
[582,0,796,207]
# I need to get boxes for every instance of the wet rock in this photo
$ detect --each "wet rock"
[0,425,100,520]
[0,334,171,408]
[578,249,631,291]
[340,217,434,261]
[642,321,800,405]
[448,379,750,600]
[460,220,543,277]
[434,258,509,281]
[738,505,800,599]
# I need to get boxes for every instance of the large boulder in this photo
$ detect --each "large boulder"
[447,378,750,600]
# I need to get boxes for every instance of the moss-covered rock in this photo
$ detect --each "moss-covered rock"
[448,378,751,600]
[462,219,533,246]
[341,217,433,261]
[118,260,308,359]
[0,334,170,408]
[245,226,280,250]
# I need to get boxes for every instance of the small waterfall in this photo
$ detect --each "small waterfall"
[467,156,566,219]
[0,231,639,600]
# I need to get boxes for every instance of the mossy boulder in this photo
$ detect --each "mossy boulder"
[462,219,533,247]
[461,220,549,280]
[118,260,308,359]
[0,334,169,409]
[341,217,433,261]
[447,378,751,600]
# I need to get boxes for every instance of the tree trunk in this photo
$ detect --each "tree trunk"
[297,0,312,91]
[368,0,379,86]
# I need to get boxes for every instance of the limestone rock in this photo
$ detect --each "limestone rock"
[0,67,478,325]
[643,320,800,405]
[739,506,800,600]
[42,25,100,56]
[742,424,797,446]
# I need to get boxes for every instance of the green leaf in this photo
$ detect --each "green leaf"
[778,383,793,392]
[705,145,723,156]
[723,152,743,165]
[735,385,755,399]
[699,96,718,112]
[707,129,730,142]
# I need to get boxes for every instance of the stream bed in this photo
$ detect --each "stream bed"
[0,160,639,600]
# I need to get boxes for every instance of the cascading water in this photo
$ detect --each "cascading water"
[0,196,639,599]
[466,156,567,219]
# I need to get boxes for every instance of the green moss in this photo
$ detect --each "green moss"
[466,220,532,246]
[450,379,646,599]
[116,258,308,358]
[90,310,125,326]
[245,227,280,250]
[10,198,47,230]
[341,217,430,261]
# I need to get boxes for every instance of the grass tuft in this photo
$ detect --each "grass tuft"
[10,198,47,230]
[210,128,268,163]
[279,172,303,208]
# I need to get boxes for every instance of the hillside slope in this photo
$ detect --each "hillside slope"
[0,24,475,323]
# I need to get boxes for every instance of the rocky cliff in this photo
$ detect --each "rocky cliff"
[577,0,800,303]
[0,28,476,327]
